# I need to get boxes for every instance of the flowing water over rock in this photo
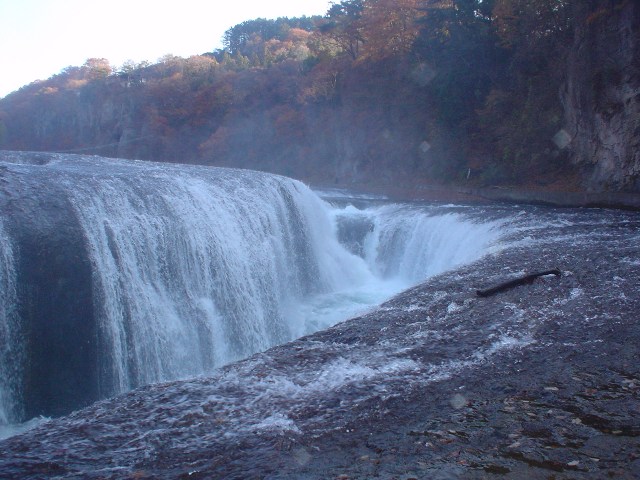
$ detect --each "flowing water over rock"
[0,151,504,426]
[1,152,638,478]
[1,196,638,479]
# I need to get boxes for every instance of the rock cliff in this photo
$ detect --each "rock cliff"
[562,1,640,191]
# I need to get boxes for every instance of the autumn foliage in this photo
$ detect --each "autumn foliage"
[0,1,636,190]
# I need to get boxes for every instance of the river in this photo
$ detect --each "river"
[1,151,638,478]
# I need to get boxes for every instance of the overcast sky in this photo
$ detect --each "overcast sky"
[0,0,331,98]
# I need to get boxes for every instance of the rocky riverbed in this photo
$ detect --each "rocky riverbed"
[0,205,639,479]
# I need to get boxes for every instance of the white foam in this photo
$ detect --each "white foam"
[252,413,301,434]
[65,168,376,393]
[570,288,584,300]
[0,416,50,440]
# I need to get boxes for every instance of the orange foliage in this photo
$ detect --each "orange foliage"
[360,0,424,60]
[83,58,112,79]
[39,86,59,95]
[286,28,312,42]
[66,79,88,89]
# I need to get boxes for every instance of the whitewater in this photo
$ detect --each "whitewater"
[0,151,506,431]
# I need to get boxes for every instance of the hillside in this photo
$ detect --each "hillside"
[0,0,638,194]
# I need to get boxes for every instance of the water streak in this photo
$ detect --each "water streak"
[0,221,22,424]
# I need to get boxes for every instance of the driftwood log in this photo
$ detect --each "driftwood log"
[476,269,562,297]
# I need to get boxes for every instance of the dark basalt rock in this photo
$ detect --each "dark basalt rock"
[0,165,99,418]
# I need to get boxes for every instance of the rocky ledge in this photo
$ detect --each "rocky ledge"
[0,206,639,479]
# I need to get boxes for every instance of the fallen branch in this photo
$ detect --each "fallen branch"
[476,269,562,297]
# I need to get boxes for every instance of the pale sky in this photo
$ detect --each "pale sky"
[0,0,331,98]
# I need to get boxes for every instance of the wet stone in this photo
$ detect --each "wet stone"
[1,204,639,478]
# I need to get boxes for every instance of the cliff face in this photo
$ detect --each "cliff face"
[562,1,640,192]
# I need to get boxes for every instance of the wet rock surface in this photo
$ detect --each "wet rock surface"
[1,206,639,479]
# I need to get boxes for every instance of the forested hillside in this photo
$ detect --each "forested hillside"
[0,0,638,192]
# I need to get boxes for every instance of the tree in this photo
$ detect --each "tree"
[222,17,319,57]
[360,0,424,60]
[318,0,365,60]
[471,0,575,182]
[413,0,500,128]
[82,58,112,80]
[492,0,572,50]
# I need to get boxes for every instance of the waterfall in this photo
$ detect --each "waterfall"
[332,203,504,284]
[366,205,503,282]
[0,152,507,422]
[61,162,371,396]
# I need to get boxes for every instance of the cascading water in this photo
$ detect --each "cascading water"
[300,202,506,332]
[359,204,503,282]
[63,165,371,396]
[0,152,507,428]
